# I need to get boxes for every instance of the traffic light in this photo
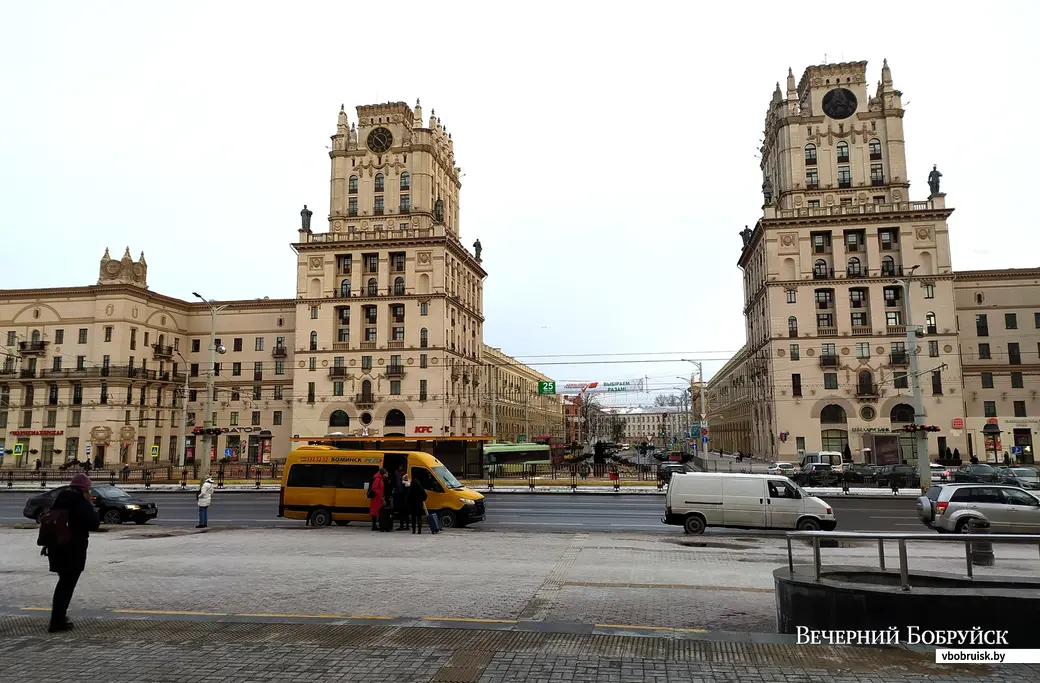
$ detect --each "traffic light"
[924,425,940,432]
[902,424,918,433]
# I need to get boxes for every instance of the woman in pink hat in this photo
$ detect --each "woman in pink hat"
[45,472,99,632]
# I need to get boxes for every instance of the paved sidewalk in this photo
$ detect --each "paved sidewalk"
[1,615,1035,682]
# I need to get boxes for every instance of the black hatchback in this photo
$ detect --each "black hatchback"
[23,484,158,525]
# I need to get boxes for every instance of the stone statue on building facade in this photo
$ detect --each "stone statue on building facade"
[300,205,313,231]
[473,239,482,261]
[928,165,942,195]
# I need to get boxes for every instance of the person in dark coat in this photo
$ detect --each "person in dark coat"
[405,475,428,534]
[392,464,408,531]
[369,469,386,531]
[47,472,100,632]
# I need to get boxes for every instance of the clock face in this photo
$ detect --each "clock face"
[821,88,858,120]
[367,127,393,153]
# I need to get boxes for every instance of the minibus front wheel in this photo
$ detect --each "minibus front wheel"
[438,510,456,529]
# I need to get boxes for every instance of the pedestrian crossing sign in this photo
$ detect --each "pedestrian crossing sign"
[150,445,159,458]
[13,443,23,456]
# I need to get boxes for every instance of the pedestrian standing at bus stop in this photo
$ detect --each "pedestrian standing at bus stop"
[196,477,214,528]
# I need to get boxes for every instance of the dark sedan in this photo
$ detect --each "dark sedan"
[951,463,1001,483]
[873,464,920,488]
[23,484,158,525]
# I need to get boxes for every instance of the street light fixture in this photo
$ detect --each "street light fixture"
[193,292,229,482]
[892,265,931,493]
[175,350,191,467]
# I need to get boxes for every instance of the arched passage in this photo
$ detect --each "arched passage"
[329,410,349,428]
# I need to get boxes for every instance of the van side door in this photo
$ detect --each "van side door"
[334,465,379,518]
[766,479,802,528]
[721,478,767,527]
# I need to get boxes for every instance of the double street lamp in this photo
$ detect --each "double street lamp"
[891,266,932,493]
[681,359,708,455]
[193,292,229,482]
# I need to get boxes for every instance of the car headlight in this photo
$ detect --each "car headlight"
[459,498,475,505]
[125,504,140,510]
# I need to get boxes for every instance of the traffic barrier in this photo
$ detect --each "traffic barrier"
[969,519,994,566]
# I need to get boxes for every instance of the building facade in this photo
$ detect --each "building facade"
[709,60,966,465]
[607,406,689,447]
[0,100,560,468]
[481,345,563,443]
[954,269,1040,463]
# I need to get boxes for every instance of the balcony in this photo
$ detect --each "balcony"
[386,364,404,378]
[329,367,349,378]
[819,355,839,368]
[817,327,838,338]
[332,342,350,351]
[856,383,880,397]
[871,177,885,186]
[837,155,850,164]
[880,265,903,277]
[890,352,909,366]
[18,341,48,356]
[271,346,288,358]
[870,151,883,161]
[19,369,36,379]
[806,183,819,190]
[812,268,835,280]
[152,344,173,359]
[399,205,410,214]
[851,325,873,336]
[374,207,384,216]
[887,325,907,335]
[0,367,16,377]
[360,341,377,350]
[42,367,90,379]
[846,267,867,278]
[355,393,375,408]
[838,179,852,188]
[387,340,404,349]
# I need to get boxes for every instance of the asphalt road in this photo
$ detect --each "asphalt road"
[0,491,926,534]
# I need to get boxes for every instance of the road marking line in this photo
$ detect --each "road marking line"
[235,613,354,619]
[423,617,518,624]
[112,609,228,616]
[494,522,584,526]
[341,615,395,620]
[20,607,50,612]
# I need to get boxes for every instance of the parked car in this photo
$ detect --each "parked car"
[843,464,876,484]
[767,462,797,477]
[658,462,685,482]
[873,464,919,488]
[951,463,1001,483]
[23,483,158,525]
[795,463,837,486]
[917,483,1040,533]
[998,466,1040,490]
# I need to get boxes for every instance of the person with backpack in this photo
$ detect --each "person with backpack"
[40,472,100,633]
[405,474,427,534]
[368,468,386,531]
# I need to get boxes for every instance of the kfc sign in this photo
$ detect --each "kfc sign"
[414,426,433,434]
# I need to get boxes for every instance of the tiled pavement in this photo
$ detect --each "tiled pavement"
[1,615,1037,682]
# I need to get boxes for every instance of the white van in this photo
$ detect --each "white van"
[800,450,846,473]
[662,472,837,534]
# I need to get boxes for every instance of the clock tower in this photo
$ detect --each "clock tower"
[291,100,486,441]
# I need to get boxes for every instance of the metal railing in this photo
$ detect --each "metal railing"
[786,530,1040,591]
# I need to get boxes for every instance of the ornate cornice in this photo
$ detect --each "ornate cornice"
[953,268,1040,282]
[0,284,293,312]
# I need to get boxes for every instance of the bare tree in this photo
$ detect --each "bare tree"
[578,393,603,444]
[654,393,681,407]
[608,411,625,443]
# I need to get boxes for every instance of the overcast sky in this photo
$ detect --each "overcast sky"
[3,1,1037,406]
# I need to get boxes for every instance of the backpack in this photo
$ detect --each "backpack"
[37,507,72,548]
[366,484,375,499]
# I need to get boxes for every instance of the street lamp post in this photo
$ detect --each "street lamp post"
[175,351,190,467]
[681,359,708,455]
[193,292,229,482]
[893,266,931,493]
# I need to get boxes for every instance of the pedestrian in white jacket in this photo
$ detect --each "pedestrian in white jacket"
[196,478,214,528]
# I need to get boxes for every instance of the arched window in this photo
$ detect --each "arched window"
[857,370,874,396]
[420,328,429,348]
[926,312,937,333]
[788,317,798,338]
[384,409,406,427]
[976,292,984,305]
[836,141,849,162]
[804,144,817,164]
[820,404,848,424]
[340,279,350,297]
[868,139,882,159]
[813,259,829,278]
[375,173,384,192]
[847,257,861,276]
[394,276,405,296]
[348,175,358,193]
[449,410,456,428]
[881,255,895,276]
[329,410,349,427]
[31,330,41,343]
[400,171,410,190]
[309,331,318,351]
[361,379,372,398]
[367,278,378,296]
[890,403,915,423]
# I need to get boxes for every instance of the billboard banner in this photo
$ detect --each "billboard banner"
[557,379,646,395]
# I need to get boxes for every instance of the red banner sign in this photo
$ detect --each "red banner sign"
[8,430,64,436]
[414,426,433,434]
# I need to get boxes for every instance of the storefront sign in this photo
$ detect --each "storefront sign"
[414,426,433,434]
[952,418,964,429]
[1005,418,1040,425]
[8,430,64,436]
[218,427,269,433]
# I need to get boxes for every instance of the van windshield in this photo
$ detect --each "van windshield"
[433,465,463,489]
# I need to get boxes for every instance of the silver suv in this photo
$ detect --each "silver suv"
[917,483,1040,533]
